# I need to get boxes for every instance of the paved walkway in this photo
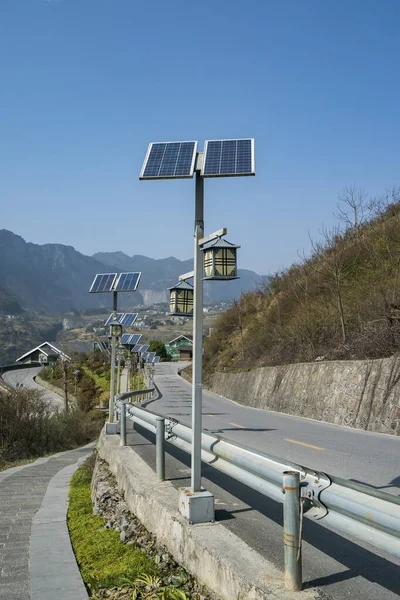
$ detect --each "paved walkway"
[0,445,93,600]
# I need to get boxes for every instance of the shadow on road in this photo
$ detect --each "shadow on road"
[349,475,400,495]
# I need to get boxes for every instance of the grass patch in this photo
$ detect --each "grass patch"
[68,456,159,592]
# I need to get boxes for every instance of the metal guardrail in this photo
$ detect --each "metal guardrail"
[114,393,400,591]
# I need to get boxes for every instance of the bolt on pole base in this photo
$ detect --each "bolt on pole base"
[178,487,214,525]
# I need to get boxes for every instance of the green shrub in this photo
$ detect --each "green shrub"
[0,389,104,466]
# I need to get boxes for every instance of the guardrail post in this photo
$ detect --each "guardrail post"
[120,403,126,446]
[283,471,302,591]
[156,417,165,482]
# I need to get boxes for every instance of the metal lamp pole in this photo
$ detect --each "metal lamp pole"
[109,291,118,423]
[191,172,204,492]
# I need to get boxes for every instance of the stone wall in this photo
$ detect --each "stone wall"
[205,356,400,435]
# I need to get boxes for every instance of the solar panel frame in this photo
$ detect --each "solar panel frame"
[89,273,117,293]
[201,138,255,178]
[104,313,124,326]
[139,141,198,180]
[120,313,138,327]
[114,272,141,292]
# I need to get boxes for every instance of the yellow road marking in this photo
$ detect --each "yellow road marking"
[230,422,248,429]
[284,438,325,451]
[207,414,214,417]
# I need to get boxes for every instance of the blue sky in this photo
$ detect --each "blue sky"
[1,0,400,275]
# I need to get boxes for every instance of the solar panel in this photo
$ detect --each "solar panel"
[141,352,149,360]
[201,138,255,178]
[147,352,156,362]
[139,345,150,353]
[121,334,132,344]
[120,313,138,327]
[104,313,123,326]
[128,334,142,345]
[89,273,117,293]
[132,344,143,353]
[140,141,198,180]
[114,272,141,292]
[153,356,161,364]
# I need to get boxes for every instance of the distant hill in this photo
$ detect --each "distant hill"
[0,288,23,315]
[0,230,262,313]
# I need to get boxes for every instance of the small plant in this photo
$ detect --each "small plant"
[132,574,188,599]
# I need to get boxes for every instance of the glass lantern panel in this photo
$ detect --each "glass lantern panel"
[204,250,214,278]
[176,289,193,314]
[215,248,236,277]
[169,290,177,313]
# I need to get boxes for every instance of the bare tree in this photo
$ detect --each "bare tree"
[304,225,352,344]
[334,185,369,234]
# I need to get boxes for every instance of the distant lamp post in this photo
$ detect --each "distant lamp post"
[110,322,122,339]
[202,238,240,280]
[108,321,122,421]
[116,343,125,394]
[168,280,194,316]
[72,369,80,397]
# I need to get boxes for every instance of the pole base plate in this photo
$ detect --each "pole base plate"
[105,422,119,434]
[178,487,215,524]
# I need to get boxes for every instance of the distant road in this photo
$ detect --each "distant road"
[148,362,400,495]
[2,367,64,411]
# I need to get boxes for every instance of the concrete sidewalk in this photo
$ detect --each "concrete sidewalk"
[0,445,93,600]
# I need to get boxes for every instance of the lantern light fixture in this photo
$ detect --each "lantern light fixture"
[168,280,194,317]
[109,321,123,338]
[202,237,240,280]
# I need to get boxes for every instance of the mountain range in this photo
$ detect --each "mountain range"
[0,230,262,314]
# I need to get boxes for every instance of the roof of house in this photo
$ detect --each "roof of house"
[16,342,71,363]
[168,334,193,345]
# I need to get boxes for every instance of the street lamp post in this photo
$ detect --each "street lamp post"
[88,271,141,429]
[116,344,125,395]
[109,319,122,423]
[192,172,204,493]
[140,138,255,523]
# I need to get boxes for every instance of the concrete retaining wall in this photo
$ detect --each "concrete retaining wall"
[205,357,400,435]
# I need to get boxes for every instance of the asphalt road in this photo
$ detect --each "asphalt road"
[147,362,400,495]
[2,367,64,411]
[131,361,400,600]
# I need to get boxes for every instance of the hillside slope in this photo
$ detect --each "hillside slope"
[204,199,400,374]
